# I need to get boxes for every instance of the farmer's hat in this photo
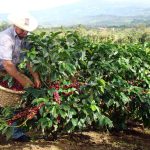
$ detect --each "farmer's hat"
[8,12,38,32]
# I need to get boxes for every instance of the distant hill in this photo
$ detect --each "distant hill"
[0,4,150,27]
[76,15,150,27]
[33,5,150,27]
[37,14,150,27]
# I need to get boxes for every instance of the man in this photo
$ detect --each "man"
[0,12,41,142]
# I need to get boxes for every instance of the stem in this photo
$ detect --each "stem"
[7,119,29,128]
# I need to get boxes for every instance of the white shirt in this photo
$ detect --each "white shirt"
[0,26,23,70]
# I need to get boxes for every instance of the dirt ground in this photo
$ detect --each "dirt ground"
[0,128,150,150]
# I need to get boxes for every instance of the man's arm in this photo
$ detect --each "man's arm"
[3,60,34,88]
[26,63,41,88]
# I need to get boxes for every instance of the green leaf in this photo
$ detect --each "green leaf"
[51,106,58,118]
[80,51,86,61]
[71,118,78,127]
[32,98,48,105]
[59,110,67,119]
[2,126,14,140]
[38,117,53,129]
[90,104,97,111]
[98,115,113,128]
[61,104,70,111]
[107,99,115,107]
[120,92,130,104]
[48,89,55,96]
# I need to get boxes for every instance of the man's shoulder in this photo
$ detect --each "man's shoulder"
[0,27,14,42]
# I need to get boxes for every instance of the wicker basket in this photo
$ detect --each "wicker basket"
[0,85,25,107]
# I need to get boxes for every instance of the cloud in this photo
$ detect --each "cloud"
[0,0,80,13]
[105,0,150,5]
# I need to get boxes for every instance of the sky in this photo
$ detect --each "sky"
[0,0,80,13]
[0,0,150,26]
[0,0,150,14]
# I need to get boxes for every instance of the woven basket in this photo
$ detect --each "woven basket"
[0,85,25,107]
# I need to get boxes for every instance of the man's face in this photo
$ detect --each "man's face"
[14,26,28,39]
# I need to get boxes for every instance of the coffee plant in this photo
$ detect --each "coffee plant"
[0,29,150,139]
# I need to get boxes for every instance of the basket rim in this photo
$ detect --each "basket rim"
[0,85,25,94]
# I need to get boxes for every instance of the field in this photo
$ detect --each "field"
[0,128,150,150]
[0,25,150,149]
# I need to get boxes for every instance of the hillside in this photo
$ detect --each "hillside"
[0,5,150,27]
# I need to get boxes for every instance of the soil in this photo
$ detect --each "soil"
[0,128,150,150]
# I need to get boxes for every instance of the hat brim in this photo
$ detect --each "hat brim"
[8,13,38,32]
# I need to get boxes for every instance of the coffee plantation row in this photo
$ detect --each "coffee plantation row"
[0,29,150,140]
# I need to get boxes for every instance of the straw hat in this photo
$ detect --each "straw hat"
[8,12,38,32]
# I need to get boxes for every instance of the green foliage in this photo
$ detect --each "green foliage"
[1,28,150,139]
[0,107,14,139]
[0,22,9,31]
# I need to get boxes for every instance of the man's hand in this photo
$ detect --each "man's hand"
[26,63,41,88]
[3,60,34,88]
[19,74,34,88]
[33,76,41,88]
